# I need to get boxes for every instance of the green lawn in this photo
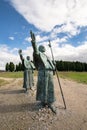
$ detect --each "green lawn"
[0,71,87,84]
[59,71,87,84]
[0,71,23,78]
[0,71,38,78]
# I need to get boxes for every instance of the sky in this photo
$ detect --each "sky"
[0,0,87,70]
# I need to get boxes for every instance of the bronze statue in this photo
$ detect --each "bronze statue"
[30,31,56,113]
[18,49,35,92]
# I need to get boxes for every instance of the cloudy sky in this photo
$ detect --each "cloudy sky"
[0,0,87,70]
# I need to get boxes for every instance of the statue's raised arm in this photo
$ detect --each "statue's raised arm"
[18,49,24,61]
[30,30,35,42]
[30,30,38,54]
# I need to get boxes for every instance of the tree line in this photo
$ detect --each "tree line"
[56,61,87,71]
[5,62,23,72]
[5,60,87,72]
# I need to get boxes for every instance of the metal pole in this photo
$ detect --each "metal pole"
[48,40,66,109]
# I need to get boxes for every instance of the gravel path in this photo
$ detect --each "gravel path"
[0,76,87,130]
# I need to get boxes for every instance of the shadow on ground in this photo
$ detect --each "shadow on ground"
[0,89,25,94]
[0,102,40,113]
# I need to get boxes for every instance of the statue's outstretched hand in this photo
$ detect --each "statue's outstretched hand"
[18,49,22,55]
[30,30,36,42]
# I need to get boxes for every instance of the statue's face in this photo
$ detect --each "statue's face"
[26,56,30,60]
[39,45,45,52]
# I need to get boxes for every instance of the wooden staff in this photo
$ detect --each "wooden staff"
[48,40,66,109]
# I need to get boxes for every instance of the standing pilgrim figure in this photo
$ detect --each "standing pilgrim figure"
[18,49,35,92]
[30,31,56,113]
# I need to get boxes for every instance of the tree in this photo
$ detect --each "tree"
[5,63,9,71]
[9,62,15,72]
[18,62,22,71]
[75,61,82,71]
[5,60,87,72]
[15,64,19,71]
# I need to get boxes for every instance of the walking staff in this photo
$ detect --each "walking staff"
[48,40,66,109]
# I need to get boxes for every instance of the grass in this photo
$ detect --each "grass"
[0,71,37,87]
[0,71,87,84]
[0,71,38,78]
[0,71,23,78]
[59,71,87,84]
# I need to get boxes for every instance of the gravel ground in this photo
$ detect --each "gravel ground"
[0,76,87,130]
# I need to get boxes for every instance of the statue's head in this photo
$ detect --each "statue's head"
[26,56,30,60]
[39,45,45,52]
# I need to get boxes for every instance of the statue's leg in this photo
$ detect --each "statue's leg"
[47,71,57,113]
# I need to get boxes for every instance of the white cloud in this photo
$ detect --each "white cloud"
[9,0,87,32]
[9,36,14,40]
[21,46,33,60]
[25,37,31,43]
[25,34,48,43]
[0,44,34,70]
[51,22,80,38]
[28,37,87,63]
[24,32,87,63]
[47,41,87,62]
[1,0,87,70]
[0,44,19,70]
[1,40,87,70]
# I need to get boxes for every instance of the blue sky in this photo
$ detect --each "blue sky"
[0,0,87,70]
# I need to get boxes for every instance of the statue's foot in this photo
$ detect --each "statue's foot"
[48,103,57,114]
[30,87,35,91]
[41,102,49,108]
[25,88,27,92]
[37,102,45,109]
